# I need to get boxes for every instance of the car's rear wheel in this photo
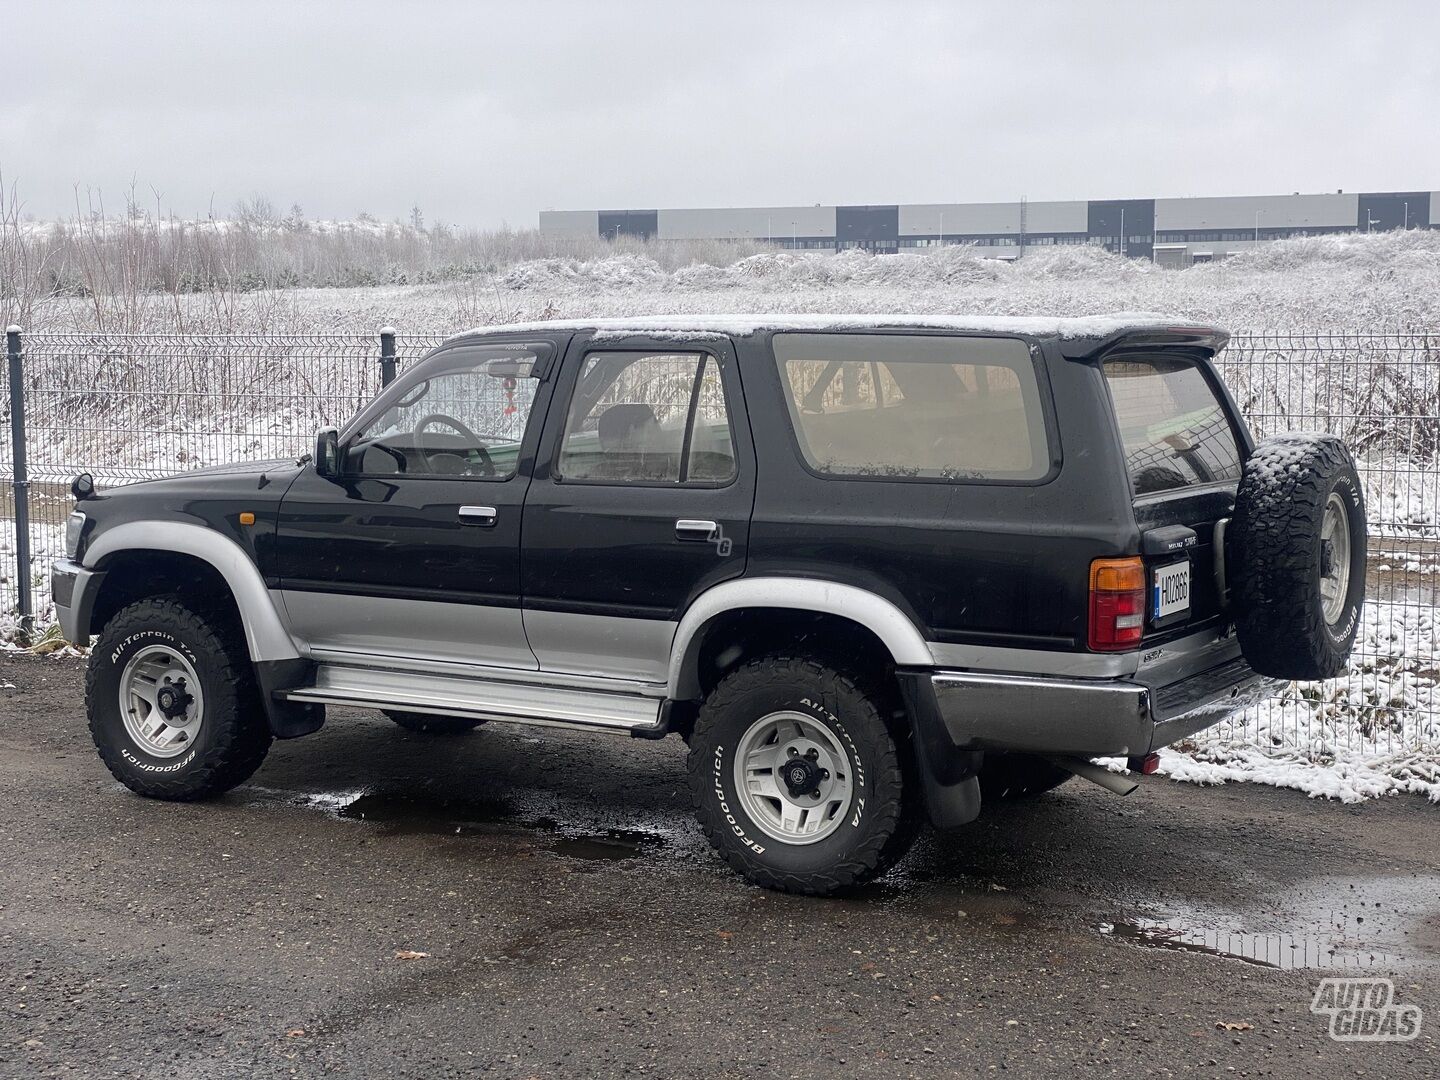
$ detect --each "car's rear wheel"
[977,753,1073,800]
[86,597,272,800]
[383,710,484,735]
[686,656,919,895]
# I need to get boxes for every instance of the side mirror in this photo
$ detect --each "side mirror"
[314,427,341,478]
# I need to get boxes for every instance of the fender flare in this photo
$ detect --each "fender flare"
[667,577,933,699]
[84,521,301,662]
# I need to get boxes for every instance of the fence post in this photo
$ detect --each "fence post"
[6,325,33,644]
[379,327,397,386]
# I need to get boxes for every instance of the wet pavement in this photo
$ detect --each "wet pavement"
[1,654,1437,1078]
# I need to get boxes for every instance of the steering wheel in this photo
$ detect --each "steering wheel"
[414,413,496,476]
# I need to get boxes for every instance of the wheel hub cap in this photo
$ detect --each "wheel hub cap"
[155,681,193,720]
[781,756,821,796]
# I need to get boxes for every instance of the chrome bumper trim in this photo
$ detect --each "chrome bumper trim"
[928,663,1280,758]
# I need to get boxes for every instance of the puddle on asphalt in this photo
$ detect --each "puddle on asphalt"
[309,788,665,862]
[1100,876,1440,971]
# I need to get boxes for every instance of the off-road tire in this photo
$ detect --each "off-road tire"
[977,753,1073,800]
[384,710,483,735]
[86,597,272,800]
[686,656,920,895]
[1231,433,1366,680]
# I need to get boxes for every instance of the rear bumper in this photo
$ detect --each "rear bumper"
[919,653,1280,759]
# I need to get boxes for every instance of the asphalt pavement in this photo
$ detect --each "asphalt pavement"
[2,654,1436,1078]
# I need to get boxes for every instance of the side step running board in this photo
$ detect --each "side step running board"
[280,664,665,734]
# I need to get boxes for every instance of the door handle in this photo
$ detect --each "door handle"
[675,518,719,542]
[458,505,497,527]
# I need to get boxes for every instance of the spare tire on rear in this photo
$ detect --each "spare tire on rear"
[1231,433,1366,680]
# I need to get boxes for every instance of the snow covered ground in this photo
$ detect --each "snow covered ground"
[16,227,1440,337]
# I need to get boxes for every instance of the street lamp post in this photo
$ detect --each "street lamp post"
[1119,208,1126,257]
[1254,209,1261,245]
[939,210,944,248]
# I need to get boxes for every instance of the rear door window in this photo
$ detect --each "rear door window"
[556,351,737,485]
[1104,357,1241,495]
[772,333,1051,482]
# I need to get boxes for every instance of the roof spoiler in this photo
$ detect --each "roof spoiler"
[1060,324,1230,361]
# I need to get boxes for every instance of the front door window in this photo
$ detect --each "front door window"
[344,343,547,479]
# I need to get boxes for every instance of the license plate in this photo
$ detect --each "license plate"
[1153,561,1191,621]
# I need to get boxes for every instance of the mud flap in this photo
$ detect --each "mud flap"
[896,670,984,830]
[253,658,325,738]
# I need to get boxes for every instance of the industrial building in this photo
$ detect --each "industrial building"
[540,190,1439,267]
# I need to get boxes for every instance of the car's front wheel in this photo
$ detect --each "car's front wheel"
[686,656,918,895]
[86,597,272,800]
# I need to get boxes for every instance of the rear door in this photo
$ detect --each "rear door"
[520,333,755,682]
[1102,352,1249,640]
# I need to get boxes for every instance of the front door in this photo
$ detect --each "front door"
[521,334,755,682]
[275,336,563,669]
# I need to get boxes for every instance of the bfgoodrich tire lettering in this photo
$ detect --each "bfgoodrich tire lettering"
[686,656,918,895]
[1231,433,1367,681]
[87,597,272,800]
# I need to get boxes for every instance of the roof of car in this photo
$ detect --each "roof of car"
[452,312,1226,350]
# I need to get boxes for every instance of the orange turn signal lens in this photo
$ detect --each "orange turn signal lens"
[1090,557,1145,594]
[238,512,256,526]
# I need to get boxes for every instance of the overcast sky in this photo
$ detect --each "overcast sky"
[3,0,1437,227]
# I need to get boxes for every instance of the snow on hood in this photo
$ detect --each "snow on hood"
[450,311,1208,343]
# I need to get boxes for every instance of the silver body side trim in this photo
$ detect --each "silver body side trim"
[668,577,932,698]
[925,641,1133,678]
[925,627,1241,681]
[305,646,666,697]
[279,591,538,671]
[83,521,299,661]
[282,664,663,732]
[524,609,676,683]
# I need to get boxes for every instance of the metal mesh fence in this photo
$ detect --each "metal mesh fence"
[1210,332,1440,757]
[3,328,1438,758]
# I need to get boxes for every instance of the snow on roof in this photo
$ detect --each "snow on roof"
[451,311,1211,343]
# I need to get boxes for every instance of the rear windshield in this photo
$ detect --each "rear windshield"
[1104,357,1241,495]
[772,333,1050,481]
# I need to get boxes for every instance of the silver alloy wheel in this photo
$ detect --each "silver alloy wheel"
[1319,491,1352,625]
[118,645,205,758]
[733,710,855,845]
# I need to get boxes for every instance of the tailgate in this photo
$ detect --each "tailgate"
[1103,355,1247,641]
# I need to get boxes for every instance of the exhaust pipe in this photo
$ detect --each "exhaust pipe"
[1045,755,1139,797]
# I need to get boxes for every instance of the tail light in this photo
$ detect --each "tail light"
[1089,557,1146,651]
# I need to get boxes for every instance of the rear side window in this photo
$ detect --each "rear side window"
[772,333,1050,481]
[1104,357,1241,495]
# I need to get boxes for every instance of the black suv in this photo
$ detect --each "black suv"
[52,316,1366,894]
